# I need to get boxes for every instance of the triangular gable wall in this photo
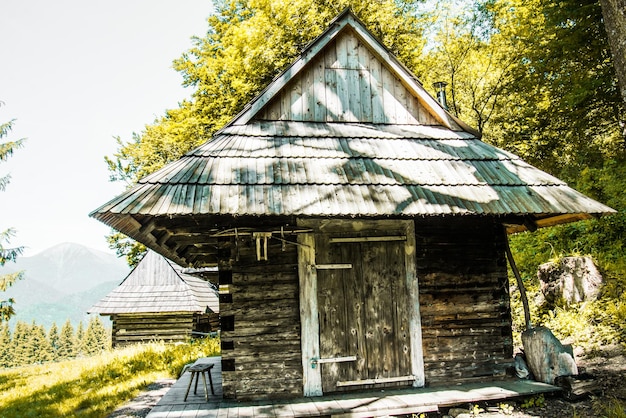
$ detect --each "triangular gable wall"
[256,27,438,125]
[230,10,469,132]
[122,251,184,287]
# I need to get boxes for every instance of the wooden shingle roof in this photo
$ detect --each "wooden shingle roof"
[90,10,614,267]
[88,251,218,314]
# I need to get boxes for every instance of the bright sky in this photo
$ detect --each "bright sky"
[0,0,214,257]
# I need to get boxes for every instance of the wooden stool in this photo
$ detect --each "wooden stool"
[184,363,215,401]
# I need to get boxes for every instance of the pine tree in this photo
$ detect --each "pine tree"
[75,321,85,357]
[47,322,59,361]
[26,323,52,364]
[11,321,29,366]
[0,322,12,367]
[57,320,76,360]
[83,316,109,355]
[0,111,25,322]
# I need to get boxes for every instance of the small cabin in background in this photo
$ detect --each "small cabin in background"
[89,251,219,347]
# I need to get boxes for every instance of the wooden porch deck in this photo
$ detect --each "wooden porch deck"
[147,357,561,417]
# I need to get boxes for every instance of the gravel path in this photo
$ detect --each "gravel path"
[107,379,176,418]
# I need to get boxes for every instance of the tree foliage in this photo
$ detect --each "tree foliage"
[418,0,624,179]
[0,319,111,368]
[57,320,77,361]
[598,0,626,103]
[83,316,110,356]
[0,108,25,322]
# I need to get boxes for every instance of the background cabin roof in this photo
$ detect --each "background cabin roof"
[88,251,218,314]
[90,10,614,267]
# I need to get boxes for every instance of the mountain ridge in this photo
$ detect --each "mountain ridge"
[1,242,130,328]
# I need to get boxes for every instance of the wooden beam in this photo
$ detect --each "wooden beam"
[315,356,357,364]
[297,223,323,397]
[336,375,416,387]
[328,236,406,243]
[314,264,352,270]
[404,220,425,388]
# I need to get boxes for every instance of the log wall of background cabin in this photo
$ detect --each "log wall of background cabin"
[415,217,513,385]
[111,313,196,347]
[219,235,303,400]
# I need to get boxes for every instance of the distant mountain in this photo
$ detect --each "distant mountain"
[1,243,130,329]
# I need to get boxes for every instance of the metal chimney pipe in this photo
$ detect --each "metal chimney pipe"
[433,81,448,110]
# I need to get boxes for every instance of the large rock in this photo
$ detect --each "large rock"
[537,256,603,307]
[522,326,578,384]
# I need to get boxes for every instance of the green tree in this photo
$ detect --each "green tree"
[416,0,623,178]
[57,319,76,360]
[490,0,623,178]
[105,0,429,263]
[25,323,52,364]
[11,320,29,366]
[0,322,12,367]
[75,321,85,357]
[83,316,109,355]
[598,0,626,102]
[0,106,25,322]
[47,322,60,362]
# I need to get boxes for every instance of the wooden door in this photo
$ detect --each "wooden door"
[316,233,413,392]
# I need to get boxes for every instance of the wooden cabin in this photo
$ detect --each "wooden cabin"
[89,251,219,347]
[90,10,614,400]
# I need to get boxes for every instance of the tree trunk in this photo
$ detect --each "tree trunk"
[599,0,626,103]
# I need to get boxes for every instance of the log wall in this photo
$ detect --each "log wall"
[415,217,514,385]
[111,312,210,347]
[216,216,514,399]
[219,235,303,400]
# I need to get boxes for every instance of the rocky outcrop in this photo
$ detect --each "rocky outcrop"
[537,256,603,307]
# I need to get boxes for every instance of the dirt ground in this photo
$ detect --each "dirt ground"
[438,344,626,418]
[108,346,626,418]
[107,379,176,418]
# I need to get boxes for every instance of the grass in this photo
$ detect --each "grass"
[0,337,220,418]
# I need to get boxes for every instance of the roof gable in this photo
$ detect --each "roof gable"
[230,10,468,132]
[88,251,219,314]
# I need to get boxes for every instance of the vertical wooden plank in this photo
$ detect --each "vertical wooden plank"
[290,78,303,121]
[347,69,360,121]
[317,233,349,392]
[394,77,408,125]
[341,242,367,384]
[405,219,425,387]
[303,62,315,121]
[280,87,291,120]
[345,29,359,69]
[335,68,350,122]
[359,69,373,122]
[370,54,385,123]
[324,41,339,121]
[356,36,369,70]
[389,239,412,376]
[325,68,340,122]
[335,31,349,69]
[312,55,326,122]
[297,226,322,397]
[406,94,421,125]
[266,97,281,121]
[381,66,398,124]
